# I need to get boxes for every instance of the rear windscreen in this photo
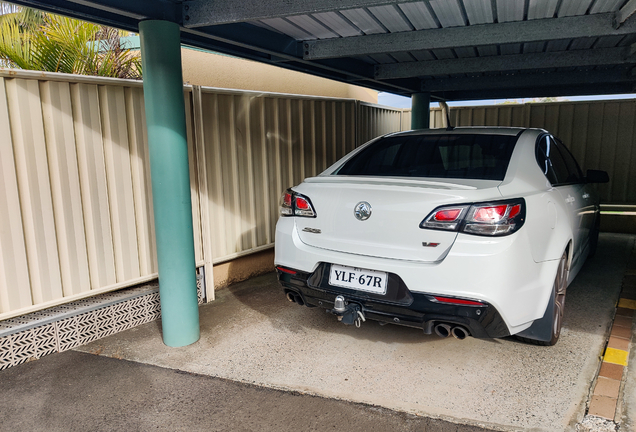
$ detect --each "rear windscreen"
[335,134,518,181]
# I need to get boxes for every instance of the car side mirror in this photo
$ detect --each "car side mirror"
[585,169,609,183]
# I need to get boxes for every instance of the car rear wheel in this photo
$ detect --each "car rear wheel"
[548,251,569,345]
[516,250,569,346]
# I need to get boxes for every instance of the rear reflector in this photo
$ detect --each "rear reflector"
[433,296,484,306]
[276,266,297,275]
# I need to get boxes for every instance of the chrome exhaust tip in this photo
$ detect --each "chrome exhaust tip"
[451,326,469,340]
[434,323,452,338]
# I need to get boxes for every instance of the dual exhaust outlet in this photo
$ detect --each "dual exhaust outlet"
[434,323,469,340]
[286,291,304,306]
[288,291,470,340]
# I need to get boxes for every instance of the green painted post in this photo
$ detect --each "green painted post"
[411,92,431,130]
[139,20,200,347]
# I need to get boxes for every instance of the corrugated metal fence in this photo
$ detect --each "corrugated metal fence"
[0,71,202,319]
[2,68,635,319]
[448,102,636,204]
[0,71,407,319]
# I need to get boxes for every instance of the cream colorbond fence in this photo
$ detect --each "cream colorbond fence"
[0,71,202,320]
[192,88,358,269]
[3,68,635,320]
[448,101,636,204]
[0,70,405,320]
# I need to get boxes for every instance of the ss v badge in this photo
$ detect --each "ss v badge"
[422,242,440,247]
[302,227,322,234]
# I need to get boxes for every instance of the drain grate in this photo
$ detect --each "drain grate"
[0,271,204,370]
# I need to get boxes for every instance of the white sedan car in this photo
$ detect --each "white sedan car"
[275,127,608,345]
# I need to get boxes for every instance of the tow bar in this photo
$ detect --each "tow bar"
[328,295,366,328]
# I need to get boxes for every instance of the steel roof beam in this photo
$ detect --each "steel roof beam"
[376,47,636,80]
[434,83,636,101]
[183,0,423,28]
[421,70,635,92]
[305,13,636,60]
[615,0,636,28]
[10,0,180,25]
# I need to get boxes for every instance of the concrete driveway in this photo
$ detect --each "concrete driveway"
[71,233,633,431]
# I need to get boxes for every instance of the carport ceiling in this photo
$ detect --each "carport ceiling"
[12,0,636,101]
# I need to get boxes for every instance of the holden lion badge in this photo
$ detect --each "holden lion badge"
[354,201,372,221]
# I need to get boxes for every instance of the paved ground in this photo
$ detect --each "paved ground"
[1,233,634,431]
[621,324,636,430]
[0,350,493,432]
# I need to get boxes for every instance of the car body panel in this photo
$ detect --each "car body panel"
[294,177,503,263]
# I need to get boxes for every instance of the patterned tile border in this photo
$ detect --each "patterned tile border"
[587,244,636,422]
[0,270,204,371]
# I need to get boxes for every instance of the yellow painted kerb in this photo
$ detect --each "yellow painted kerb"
[618,298,636,310]
[604,347,629,366]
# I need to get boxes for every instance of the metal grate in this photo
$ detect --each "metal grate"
[0,274,204,370]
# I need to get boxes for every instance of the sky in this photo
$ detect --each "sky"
[377,92,636,109]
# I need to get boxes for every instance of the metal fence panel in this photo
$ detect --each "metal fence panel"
[0,78,32,314]
[195,89,358,262]
[40,81,91,297]
[99,85,141,283]
[357,102,404,146]
[446,101,636,204]
[6,78,64,305]
[125,87,158,277]
[70,82,118,291]
[0,72,200,320]
[3,67,636,319]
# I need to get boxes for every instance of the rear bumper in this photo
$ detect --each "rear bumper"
[277,264,510,338]
[275,217,561,334]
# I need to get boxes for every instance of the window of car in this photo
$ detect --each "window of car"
[555,138,584,183]
[335,133,519,181]
[535,135,583,185]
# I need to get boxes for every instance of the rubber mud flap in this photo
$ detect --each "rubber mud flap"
[516,291,554,343]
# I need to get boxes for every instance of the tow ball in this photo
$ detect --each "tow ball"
[328,295,366,328]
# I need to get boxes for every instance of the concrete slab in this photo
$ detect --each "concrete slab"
[76,234,635,431]
[0,350,493,432]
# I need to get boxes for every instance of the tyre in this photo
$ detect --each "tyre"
[516,250,569,346]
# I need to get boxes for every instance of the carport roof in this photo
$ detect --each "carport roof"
[12,0,636,101]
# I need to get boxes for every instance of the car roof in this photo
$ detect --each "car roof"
[386,127,546,138]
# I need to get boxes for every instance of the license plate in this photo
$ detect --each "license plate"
[329,264,388,294]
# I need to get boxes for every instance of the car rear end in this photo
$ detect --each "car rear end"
[275,128,558,339]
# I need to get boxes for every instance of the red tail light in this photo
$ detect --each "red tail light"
[295,197,311,210]
[433,208,463,221]
[279,189,317,218]
[280,192,293,216]
[472,205,507,222]
[421,199,525,236]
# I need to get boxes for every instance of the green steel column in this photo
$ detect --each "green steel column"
[411,92,431,130]
[139,20,200,347]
